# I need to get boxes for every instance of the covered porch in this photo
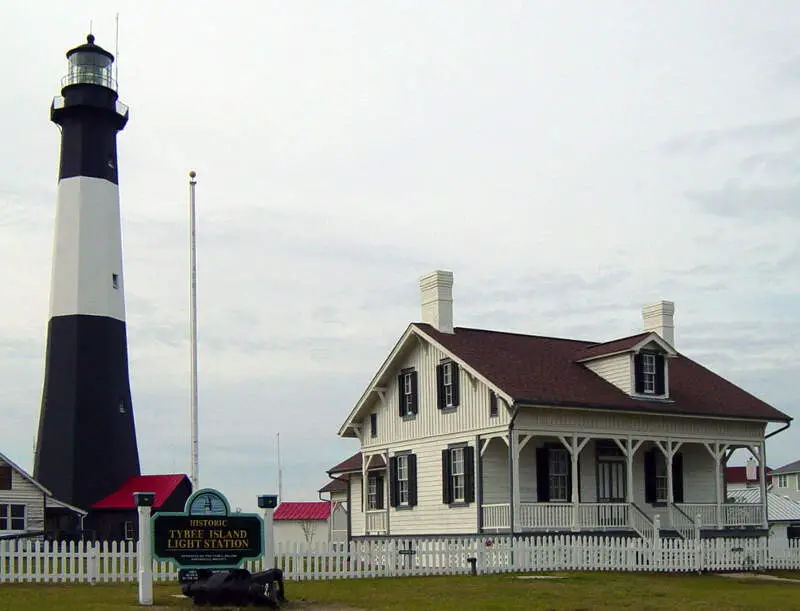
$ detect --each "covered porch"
[479,431,767,539]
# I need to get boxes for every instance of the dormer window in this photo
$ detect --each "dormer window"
[642,354,657,394]
[634,351,666,396]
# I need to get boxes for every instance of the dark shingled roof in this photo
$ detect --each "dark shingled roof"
[328,452,386,475]
[576,332,653,360]
[319,478,347,494]
[772,460,800,475]
[414,323,790,422]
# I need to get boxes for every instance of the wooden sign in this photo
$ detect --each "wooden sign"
[152,488,263,569]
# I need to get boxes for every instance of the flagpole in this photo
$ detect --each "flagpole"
[189,170,199,491]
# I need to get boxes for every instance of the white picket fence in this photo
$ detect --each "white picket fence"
[3,536,800,583]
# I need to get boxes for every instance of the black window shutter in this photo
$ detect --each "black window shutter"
[464,445,475,503]
[441,449,452,504]
[0,466,11,490]
[389,456,399,507]
[634,353,645,393]
[451,363,461,407]
[408,454,418,507]
[575,457,581,502]
[672,452,684,503]
[655,354,666,395]
[536,447,550,502]
[489,391,498,417]
[397,374,404,416]
[644,450,656,503]
[376,474,384,510]
[436,364,445,410]
[410,371,418,414]
[566,453,574,502]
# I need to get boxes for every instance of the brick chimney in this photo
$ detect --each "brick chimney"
[642,300,675,347]
[420,270,454,334]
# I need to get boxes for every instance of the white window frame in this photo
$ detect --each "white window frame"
[397,455,409,506]
[0,504,26,531]
[124,520,135,540]
[642,353,657,394]
[549,449,569,502]
[367,474,380,510]
[443,362,454,407]
[403,373,414,416]
[655,453,668,502]
[451,447,465,502]
[778,474,788,488]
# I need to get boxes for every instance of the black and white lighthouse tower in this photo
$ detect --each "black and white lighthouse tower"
[34,35,140,510]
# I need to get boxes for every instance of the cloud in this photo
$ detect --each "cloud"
[662,116,800,156]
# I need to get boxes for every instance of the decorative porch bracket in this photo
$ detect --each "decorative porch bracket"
[741,442,769,530]
[655,440,683,509]
[558,434,591,531]
[613,437,644,504]
[511,434,535,532]
[702,442,729,530]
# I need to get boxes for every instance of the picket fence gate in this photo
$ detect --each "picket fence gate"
[3,536,800,584]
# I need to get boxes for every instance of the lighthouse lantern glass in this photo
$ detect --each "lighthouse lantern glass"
[64,51,115,90]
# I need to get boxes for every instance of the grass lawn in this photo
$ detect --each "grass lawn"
[2,572,800,610]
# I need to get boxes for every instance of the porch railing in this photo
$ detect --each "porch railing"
[519,502,574,530]
[725,503,763,526]
[577,503,629,529]
[676,503,716,526]
[365,510,387,535]
[630,504,655,540]
[676,503,763,528]
[481,504,510,531]
[669,504,697,540]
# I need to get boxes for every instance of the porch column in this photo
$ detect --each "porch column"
[510,432,520,533]
[361,454,368,536]
[758,442,768,530]
[656,440,683,529]
[614,437,643,505]
[559,434,589,531]
[703,442,728,530]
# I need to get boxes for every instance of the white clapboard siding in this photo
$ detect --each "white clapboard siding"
[0,459,47,533]
[360,338,510,449]
[4,536,800,583]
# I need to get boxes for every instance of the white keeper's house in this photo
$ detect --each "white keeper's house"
[329,270,791,541]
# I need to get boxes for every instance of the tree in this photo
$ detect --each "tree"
[300,519,318,544]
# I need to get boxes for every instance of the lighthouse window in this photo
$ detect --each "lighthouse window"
[112,274,119,289]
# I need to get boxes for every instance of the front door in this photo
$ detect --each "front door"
[597,460,626,526]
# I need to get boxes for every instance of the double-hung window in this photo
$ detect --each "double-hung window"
[654,453,668,502]
[548,449,569,502]
[451,447,465,502]
[0,504,25,531]
[397,455,409,506]
[642,354,657,394]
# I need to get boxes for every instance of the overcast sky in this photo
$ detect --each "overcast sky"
[1,1,798,513]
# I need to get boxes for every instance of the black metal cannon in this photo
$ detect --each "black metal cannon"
[181,567,286,607]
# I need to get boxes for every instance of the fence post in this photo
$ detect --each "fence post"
[653,515,661,571]
[694,515,702,574]
[88,541,99,585]
[257,495,279,571]
[134,492,155,606]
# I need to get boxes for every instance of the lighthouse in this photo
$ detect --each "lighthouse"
[34,34,140,510]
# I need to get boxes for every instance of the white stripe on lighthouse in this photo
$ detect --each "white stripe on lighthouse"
[49,175,126,321]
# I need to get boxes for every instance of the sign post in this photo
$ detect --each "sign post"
[257,495,278,570]
[151,488,264,581]
[134,492,155,606]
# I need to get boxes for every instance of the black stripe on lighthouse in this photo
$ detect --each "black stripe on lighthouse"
[34,34,140,512]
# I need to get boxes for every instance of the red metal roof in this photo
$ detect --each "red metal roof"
[726,466,773,484]
[92,474,188,510]
[415,324,790,422]
[274,502,331,521]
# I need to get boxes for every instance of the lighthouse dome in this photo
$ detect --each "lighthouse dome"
[62,34,116,91]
